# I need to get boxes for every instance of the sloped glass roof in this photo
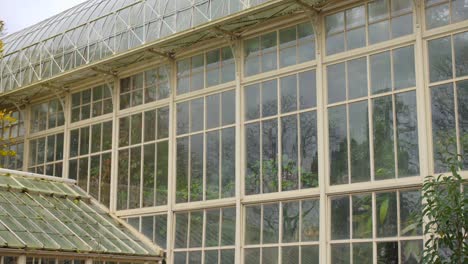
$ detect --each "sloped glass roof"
[0,0,273,92]
[0,170,163,260]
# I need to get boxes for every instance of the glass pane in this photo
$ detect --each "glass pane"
[190,98,204,133]
[207,94,220,129]
[174,252,187,264]
[282,246,299,264]
[348,57,367,99]
[346,27,366,50]
[221,127,236,198]
[302,199,319,241]
[392,0,412,15]
[143,144,155,207]
[262,119,278,193]
[376,192,397,237]
[157,107,169,139]
[299,70,316,109]
[263,203,279,243]
[280,26,297,68]
[205,250,218,264]
[79,127,89,156]
[369,0,389,22]
[452,0,468,23]
[222,90,236,125]
[144,110,156,142]
[245,84,260,121]
[428,36,453,83]
[156,141,168,205]
[177,102,189,135]
[431,84,456,173]
[220,249,235,264]
[262,80,278,117]
[352,194,372,238]
[331,244,350,264]
[281,75,297,113]
[371,51,392,94]
[127,114,140,146]
[326,12,345,35]
[393,46,416,90]
[329,106,348,185]
[426,4,450,29]
[396,92,420,177]
[349,101,370,183]
[245,37,260,77]
[400,190,422,236]
[244,248,260,264]
[458,80,468,168]
[188,251,202,264]
[369,20,390,44]
[221,207,236,246]
[190,134,203,202]
[373,96,395,180]
[189,211,203,248]
[391,14,413,39]
[302,245,319,264]
[300,111,318,188]
[176,137,189,203]
[346,6,365,28]
[454,32,468,77]
[328,63,346,103]
[261,32,277,72]
[377,242,399,264]
[262,247,278,264]
[281,115,298,191]
[331,196,350,239]
[282,201,300,242]
[175,213,188,248]
[327,33,345,55]
[401,240,423,263]
[245,205,261,244]
[245,123,260,195]
[205,209,220,247]
[353,243,373,264]
[206,131,220,200]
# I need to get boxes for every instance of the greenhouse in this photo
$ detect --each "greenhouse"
[0,0,467,263]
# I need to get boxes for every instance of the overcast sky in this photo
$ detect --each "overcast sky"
[0,0,88,35]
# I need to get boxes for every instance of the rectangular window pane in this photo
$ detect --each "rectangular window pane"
[454,32,468,78]
[246,123,260,195]
[190,134,203,202]
[282,201,299,243]
[349,101,370,183]
[431,84,456,173]
[352,194,372,239]
[396,91,420,177]
[376,192,397,237]
[373,96,395,180]
[329,106,348,185]
[328,63,346,103]
[331,196,350,240]
[299,70,316,109]
[262,119,278,194]
[281,115,298,191]
[371,51,392,94]
[428,36,453,83]
[393,46,416,90]
[281,75,297,113]
[300,111,318,188]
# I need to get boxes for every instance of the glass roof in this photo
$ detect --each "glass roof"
[0,171,163,259]
[0,0,273,93]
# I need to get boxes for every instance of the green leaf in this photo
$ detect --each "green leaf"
[379,198,388,225]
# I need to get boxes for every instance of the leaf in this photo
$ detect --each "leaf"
[379,198,389,225]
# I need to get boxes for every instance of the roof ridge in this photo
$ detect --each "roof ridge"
[0,168,76,184]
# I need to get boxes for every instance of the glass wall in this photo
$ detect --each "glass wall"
[5,1,468,263]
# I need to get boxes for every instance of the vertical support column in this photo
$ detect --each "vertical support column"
[22,103,31,172]
[413,0,431,254]
[308,10,328,264]
[110,76,120,213]
[234,39,243,264]
[62,90,70,179]
[166,57,177,264]
[16,256,26,264]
